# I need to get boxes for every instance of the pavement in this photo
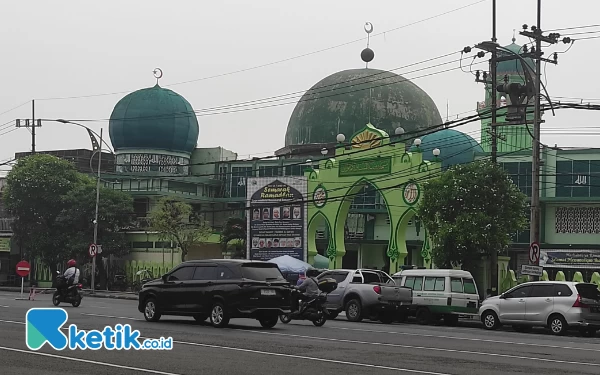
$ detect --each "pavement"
[0,290,598,375]
[0,286,138,300]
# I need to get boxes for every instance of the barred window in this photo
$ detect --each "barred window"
[555,206,600,234]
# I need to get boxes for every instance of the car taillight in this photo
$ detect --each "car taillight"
[373,285,381,294]
[573,294,589,308]
[77,284,82,289]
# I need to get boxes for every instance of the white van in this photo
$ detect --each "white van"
[392,269,480,325]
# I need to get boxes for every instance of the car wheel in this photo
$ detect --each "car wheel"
[379,313,395,325]
[345,299,363,322]
[210,302,230,328]
[193,314,208,322]
[52,292,60,306]
[548,314,568,335]
[416,308,432,325]
[279,314,292,324]
[579,328,597,338]
[259,316,278,329]
[143,298,161,322]
[443,314,459,327]
[481,310,499,330]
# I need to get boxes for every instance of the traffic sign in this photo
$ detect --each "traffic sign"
[521,264,543,277]
[89,244,97,258]
[16,260,30,277]
[529,242,540,264]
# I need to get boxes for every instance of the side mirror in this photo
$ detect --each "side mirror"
[499,294,506,299]
[162,274,168,282]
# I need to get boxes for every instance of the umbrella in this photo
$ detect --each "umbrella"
[312,254,330,269]
[268,255,312,274]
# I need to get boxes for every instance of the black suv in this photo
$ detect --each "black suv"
[138,259,292,328]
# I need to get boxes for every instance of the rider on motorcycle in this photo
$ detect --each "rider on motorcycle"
[291,268,321,316]
[60,259,80,296]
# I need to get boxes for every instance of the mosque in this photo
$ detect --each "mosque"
[1,37,599,292]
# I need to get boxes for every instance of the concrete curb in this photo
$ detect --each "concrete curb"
[0,287,138,301]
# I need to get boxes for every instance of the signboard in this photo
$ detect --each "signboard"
[0,237,10,252]
[89,244,97,258]
[521,264,543,277]
[338,157,392,177]
[529,242,540,264]
[540,250,600,268]
[247,177,307,261]
[116,153,190,175]
[16,260,30,277]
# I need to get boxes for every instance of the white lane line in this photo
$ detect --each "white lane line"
[0,319,25,325]
[88,305,109,309]
[0,305,9,308]
[241,329,600,368]
[324,325,600,353]
[0,346,183,375]
[81,313,142,321]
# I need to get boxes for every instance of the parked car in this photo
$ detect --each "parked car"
[317,269,412,324]
[392,269,480,325]
[479,281,600,336]
[138,259,292,328]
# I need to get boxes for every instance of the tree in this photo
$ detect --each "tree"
[3,155,82,279]
[220,217,246,258]
[417,160,528,273]
[149,197,212,262]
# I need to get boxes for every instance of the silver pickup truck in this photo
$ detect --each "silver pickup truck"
[317,269,412,324]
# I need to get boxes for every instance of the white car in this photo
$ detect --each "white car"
[479,281,600,336]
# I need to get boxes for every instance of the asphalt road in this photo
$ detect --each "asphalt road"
[0,292,598,375]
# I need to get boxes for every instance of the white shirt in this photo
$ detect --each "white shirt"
[63,267,80,284]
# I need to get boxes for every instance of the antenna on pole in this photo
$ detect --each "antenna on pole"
[361,22,375,124]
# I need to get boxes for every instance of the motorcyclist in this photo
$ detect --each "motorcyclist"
[291,268,321,316]
[61,259,80,296]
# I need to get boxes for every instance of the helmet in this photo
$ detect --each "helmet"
[305,268,321,278]
[67,259,76,267]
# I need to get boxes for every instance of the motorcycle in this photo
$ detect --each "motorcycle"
[279,277,338,327]
[53,271,83,307]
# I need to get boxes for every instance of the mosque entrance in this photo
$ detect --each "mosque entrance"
[305,123,441,273]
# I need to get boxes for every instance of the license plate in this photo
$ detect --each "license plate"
[591,307,599,313]
[261,289,276,296]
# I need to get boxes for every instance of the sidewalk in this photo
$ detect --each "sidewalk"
[0,286,138,301]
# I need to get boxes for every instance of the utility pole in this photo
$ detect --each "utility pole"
[92,128,103,294]
[31,100,36,154]
[15,107,42,155]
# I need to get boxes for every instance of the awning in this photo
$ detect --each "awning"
[540,249,600,269]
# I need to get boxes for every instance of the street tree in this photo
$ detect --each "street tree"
[220,217,246,258]
[417,160,528,273]
[149,197,211,262]
[3,154,82,278]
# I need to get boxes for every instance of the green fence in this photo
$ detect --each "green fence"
[500,270,600,293]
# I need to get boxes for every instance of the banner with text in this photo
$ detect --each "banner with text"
[540,249,600,268]
[246,177,307,262]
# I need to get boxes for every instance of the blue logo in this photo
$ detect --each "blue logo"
[26,308,173,351]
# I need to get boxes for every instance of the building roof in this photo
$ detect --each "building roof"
[409,128,483,169]
[285,68,442,146]
[109,84,199,154]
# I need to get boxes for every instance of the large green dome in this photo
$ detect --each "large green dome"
[410,128,483,169]
[285,69,442,146]
[109,84,199,154]
[497,42,535,76]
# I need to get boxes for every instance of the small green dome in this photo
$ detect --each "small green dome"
[497,42,535,76]
[109,85,199,154]
[410,128,483,169]
[285,69,442,146]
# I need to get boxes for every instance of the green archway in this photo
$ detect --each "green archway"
[305,123,441,274]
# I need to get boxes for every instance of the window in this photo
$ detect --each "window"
[506,285,532,299]
[501,162,532,197]
[241,263,284,281]
[193,266,217,280]
[258,165,281,177]
[230,166,253,198]
[319,272,348,283]
[575,283,600,300]
[404,276,415,289]
[168,266,194,281]
[217,265,237,280]
[132,242,153,249]
[424,277,436,291]
[362,272,381,284]
[451,278,463,293]
[530,284,554,298]
[555,159,600,198]
[434,277,445,291]
[463,278,477,295]
[413,277,424,291]
[555,207,600,234]
[553,284,573,297]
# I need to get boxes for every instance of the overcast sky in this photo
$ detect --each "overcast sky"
[1,0,598,172]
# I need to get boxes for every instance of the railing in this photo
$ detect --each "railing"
[0,217,13,232]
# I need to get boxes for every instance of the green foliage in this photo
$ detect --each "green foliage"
[3,154,134,272]
[417,160,528,271]
[149,197,211,261]
[220,217,246,258]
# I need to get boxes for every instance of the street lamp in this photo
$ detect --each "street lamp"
[433,148,441,157]
[320,148,328,156]
[413,138,422,147]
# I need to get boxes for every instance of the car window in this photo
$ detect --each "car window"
[193,266,217,280]
[530,284,554,298]
[328,272,349,283]
[506,285,533,298]
[424,277,436,291]
[217,265,237,280]
[434,277,445,291]
[553,284,573,297]
[413,277,424,291]
[362,272,381,284]
[377,271,395,284]
[404,276,415,289]
[241,263,285,281]
[451,278,463,293]
[575,283,600,300]
[463,278,477,294]
[168,266,194,281]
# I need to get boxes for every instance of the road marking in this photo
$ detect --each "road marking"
[0,319,25,325]
[88,305,109,309]
[81,313,142,321]
[0,305,9,308]
[0,346,183,375]
[242,329,600,368]
[324,324,600,353]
